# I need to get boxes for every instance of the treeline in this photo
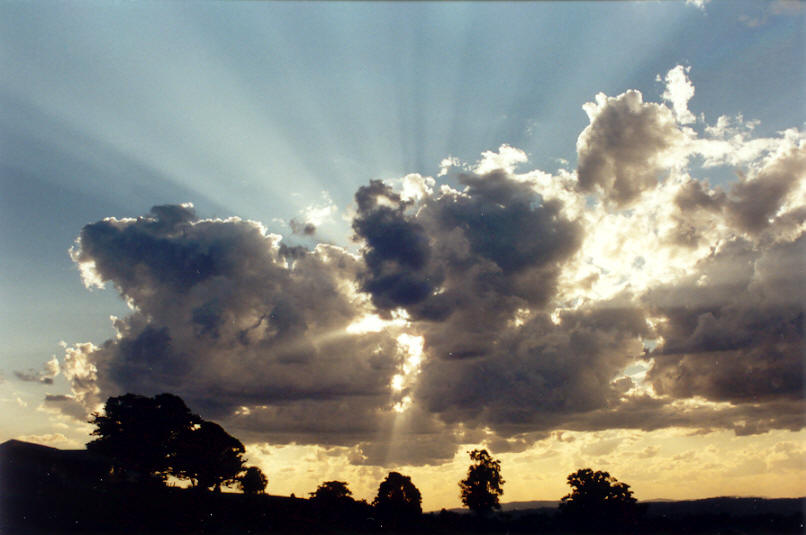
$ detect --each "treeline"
[2,393,803,534]
[80,394,643,529]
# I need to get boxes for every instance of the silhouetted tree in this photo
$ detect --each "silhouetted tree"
[559,468,642,532]
[310,480,353,502]
[373,471,422,527]
[238,466,268,494]
[309,480,371,526]
[459,449,504,515]
[87,393,199,483]
[172,420,245,491]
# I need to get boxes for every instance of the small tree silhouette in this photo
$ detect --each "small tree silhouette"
[373,471,422,527]
[459,449,504,515]
[238,466,268,494]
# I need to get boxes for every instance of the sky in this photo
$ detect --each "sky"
[1,0,805,511]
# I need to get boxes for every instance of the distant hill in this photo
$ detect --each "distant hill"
[434,496,805,516]
[499,500,559,511]
[642,496,805,518]
[435,500,559,514]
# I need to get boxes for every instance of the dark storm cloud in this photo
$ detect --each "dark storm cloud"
[65,204,414,456]
[352,180,436,310]
[352,171,582,325]
[60,167,609,464]
[646,234,805,409]
[415,301,650,434]
[726,144,806,234]
[50,103,805,464]
[351,170,670,439]
[438,172,580,275]
[562,395,805,436]
[674,179,726,213]
[404,171,583,367]
[576,90,683,207]
[670,144,806,245]
[73,204,219,293]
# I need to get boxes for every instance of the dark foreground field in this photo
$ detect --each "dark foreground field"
[2,484,804,535]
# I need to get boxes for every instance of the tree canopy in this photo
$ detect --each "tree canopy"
[238,466,268,495]
[88,393,245,491]
[173,420,245,491]
[87,393,199,482]
[459,449,504,515]
[373,471,422,526]
[559,468,642,531]
[310,480,353,502]
[309,480,372,524]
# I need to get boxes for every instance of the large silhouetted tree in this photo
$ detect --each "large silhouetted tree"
[173,420,245,491]
[88,393,250,492]
[87,393,199,482]
[238,466,268,494]
[373,471,422,527]
[559,468,642,531]
[459,449,504,515]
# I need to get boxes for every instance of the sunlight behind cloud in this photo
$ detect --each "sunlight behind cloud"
[2,0,804,512]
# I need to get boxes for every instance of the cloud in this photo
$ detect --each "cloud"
[41,392,91,422]
[685,0,709,10]
[43,66,806,466]
[290,191,338,235]
[576,90,686,207]
[415,302,649,435]
[14,356,60,384]
[62,203,454,464]
[16,432,79,449]
[353,170,582,319]
[726,142,806,234]
[646,235,805,408]
[14,372,53,385]
[739,1,804,27]
[438,156,463,177]
[661,65,696,125]
[771,0,806,16]
[289,219,316,235]
[352,180,436,311]
[473,144,528,175]
[581,436,625,457]
[636,445,660,459]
